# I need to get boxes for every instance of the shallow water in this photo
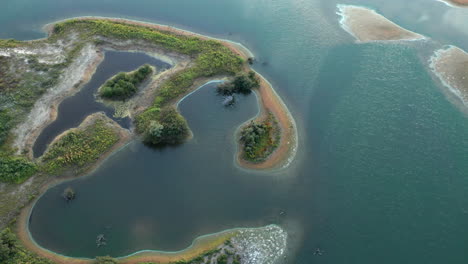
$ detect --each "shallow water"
[32,50,170,158]
[2,0,468,263]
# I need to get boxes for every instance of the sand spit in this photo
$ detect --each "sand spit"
[438,0,468,7]
[430,45,468,107]
[336,5,426,43]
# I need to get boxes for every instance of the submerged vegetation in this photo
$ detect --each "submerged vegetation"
[42,119,119,174]
[99,64,153,100]
[240,114,280,162]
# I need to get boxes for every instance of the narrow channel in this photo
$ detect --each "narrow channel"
[32,50,171,158]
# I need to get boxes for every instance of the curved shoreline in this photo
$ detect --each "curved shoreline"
[10,17,297,263]
[70,17,298,171]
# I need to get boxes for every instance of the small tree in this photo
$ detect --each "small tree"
[144,121,164,145]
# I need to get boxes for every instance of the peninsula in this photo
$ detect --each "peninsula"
[0,18,295,264]
[337,5,426,43]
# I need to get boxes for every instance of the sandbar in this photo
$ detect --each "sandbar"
[337,5,426,43]
[438,0,468,7]
[430,45,468,107]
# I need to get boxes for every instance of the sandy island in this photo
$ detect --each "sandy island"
[6,17,295,264]
[430,45,468,107]
[438,0,468,7]
[336,5,426,43]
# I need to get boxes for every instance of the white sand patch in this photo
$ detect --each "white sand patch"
[336,4,426,43]
[232,225,287,264]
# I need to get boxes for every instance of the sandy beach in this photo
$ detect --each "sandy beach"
[337,5,426,43]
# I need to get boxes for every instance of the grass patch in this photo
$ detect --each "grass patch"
[0,154,37,184]
[42,119,119,174]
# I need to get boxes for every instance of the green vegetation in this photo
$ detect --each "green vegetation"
[240,114,279,162]
[94,256,118,264]
[100,64,153,100]
[42,119,119,174]
[0,155,37,184]
[142,107,189,146]
[217,71,260,95]
[0,228,52,264]
[51,19,245,143]
[0,39,21,48]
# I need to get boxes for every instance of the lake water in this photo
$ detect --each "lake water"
[2,0,468,263]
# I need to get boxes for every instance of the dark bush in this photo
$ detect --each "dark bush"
[217,71,259,95]
[100,64,153,100]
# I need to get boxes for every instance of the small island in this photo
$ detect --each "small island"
[99,64,153,100]
[0,18,296,264]
[337,4,426,43]
[430,45,468,107]
[438,0,468,7]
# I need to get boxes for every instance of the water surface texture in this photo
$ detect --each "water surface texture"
[2,0,468,263]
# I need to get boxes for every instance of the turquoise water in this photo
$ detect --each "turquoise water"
[2,0,468,263]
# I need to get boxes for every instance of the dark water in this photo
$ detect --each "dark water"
[1,0,468,263]
[32,51,170,158]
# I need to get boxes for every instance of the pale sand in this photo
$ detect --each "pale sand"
[430,45,468,106]
[438,0,468,7]
[337,5,426,43]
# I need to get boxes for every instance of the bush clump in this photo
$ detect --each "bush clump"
[143,107,189,146]
[100,64,153,100]
[240,115,279,162]
[0,228,52,264]
[217,71,260,95]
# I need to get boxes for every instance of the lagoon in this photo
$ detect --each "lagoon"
[2,0,468,263]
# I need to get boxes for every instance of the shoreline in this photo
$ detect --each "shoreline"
[71,16,298,170]
[10,17,297,263]
[336,4,426,43]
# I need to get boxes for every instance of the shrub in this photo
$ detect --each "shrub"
[0,228,52,264]
[143,107,189,146]
[0,154,37,184]
[100,64,153,100]
[217,71,259,95]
